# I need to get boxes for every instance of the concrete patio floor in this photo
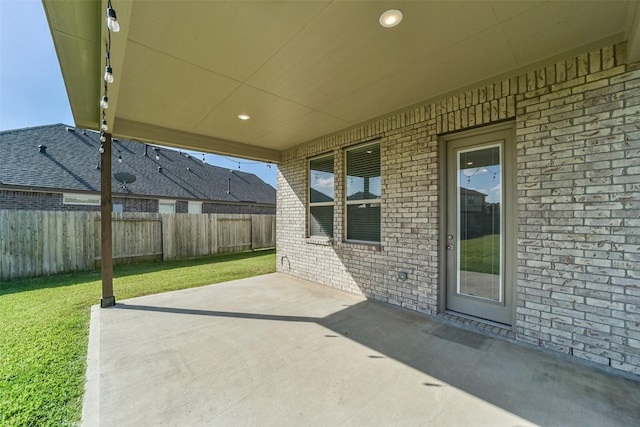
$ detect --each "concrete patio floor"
[83,273,640,426]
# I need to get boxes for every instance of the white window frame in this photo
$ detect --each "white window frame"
[344,142,381,244]
[188,201,203,214]
[63,193,100,206]
[308,154,335,239]
[158,199,176,214]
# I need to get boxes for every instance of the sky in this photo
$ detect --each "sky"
[0,0,277,188]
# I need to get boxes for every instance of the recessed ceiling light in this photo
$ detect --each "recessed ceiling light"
[238,114,250,120]
[379,9,403,28]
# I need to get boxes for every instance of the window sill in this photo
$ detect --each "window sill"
[306,237,334,246]
[341,241,382,251]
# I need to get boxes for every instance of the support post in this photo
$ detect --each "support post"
[100,133,115,307]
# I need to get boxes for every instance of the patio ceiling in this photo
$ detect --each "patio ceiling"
[44,1,640,163]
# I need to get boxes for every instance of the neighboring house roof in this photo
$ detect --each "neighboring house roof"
[0,124,275,205]
[347,191,380,201]
[460,187,487,198]
[310,188,333,203]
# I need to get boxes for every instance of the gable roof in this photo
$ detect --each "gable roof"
[460,188,487,198]
[310,188,333,203]
[0,124,275,205]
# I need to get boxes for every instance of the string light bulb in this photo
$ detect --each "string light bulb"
[101,119,108,132]
[100,133,107,143]
[106,4,120,32]
[100,96,109,109]
[118,152,123,163]
[104,66,114,83]
[155,150,160,161]
[202,153,206,164]
[99,143,105,154]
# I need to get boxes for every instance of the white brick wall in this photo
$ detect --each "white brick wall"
[277,42,640,375]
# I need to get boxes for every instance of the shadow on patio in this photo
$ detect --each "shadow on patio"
[84,273,640,426]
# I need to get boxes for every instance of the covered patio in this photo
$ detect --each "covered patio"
[45,0,640,394]
[84,273,640,426]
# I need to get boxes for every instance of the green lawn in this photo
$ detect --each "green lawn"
[0,249,275,427]
[459,234,501,275]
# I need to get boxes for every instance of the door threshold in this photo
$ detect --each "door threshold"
[441,310,515,339]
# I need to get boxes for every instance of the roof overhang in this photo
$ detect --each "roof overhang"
[43,0,640,163]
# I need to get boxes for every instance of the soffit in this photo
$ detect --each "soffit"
[44,1,636,162]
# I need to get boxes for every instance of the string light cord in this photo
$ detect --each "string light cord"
[172,150,273,170]
[216,155,273,170]
[461,166,498,183]
[94,3,273,175]
[99,2,118,153]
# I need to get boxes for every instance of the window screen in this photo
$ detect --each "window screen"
[309,155,334,238]
[346,143,380,243]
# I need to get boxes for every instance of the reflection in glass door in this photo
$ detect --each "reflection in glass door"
[457,145,502,302]
[445,125,514,326]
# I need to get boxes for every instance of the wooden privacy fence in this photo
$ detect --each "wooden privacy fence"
[0,210,276,281]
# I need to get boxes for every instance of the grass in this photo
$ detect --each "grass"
[459,234,500,275]
[0,249,275,427]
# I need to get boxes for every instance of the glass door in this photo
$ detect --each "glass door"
[445,127,514,325]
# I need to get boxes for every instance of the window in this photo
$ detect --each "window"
[63,193,100,206]
[309,155,334,238]
[188,201,202,214]
[112,204,124,213]
[346,142,381,243]
[158,200,175,214]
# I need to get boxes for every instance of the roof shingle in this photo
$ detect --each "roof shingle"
[0,124,275,205]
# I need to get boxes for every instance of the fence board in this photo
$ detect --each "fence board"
[41,211,49,275]
[217,215,252,253]
[251,214,276,249]
[0,210,274,281]
[0,210,8,280]
[95,213,163,261]
[55,212,64,276]
[32,211,42,277]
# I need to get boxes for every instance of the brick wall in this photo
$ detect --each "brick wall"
[277,42,640,375]
[0,190,274,215]
[0,190,69,211]
[114,197,158,213]
[203,202,275,215]
[0,190,161,212]
[176,200,188,213]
